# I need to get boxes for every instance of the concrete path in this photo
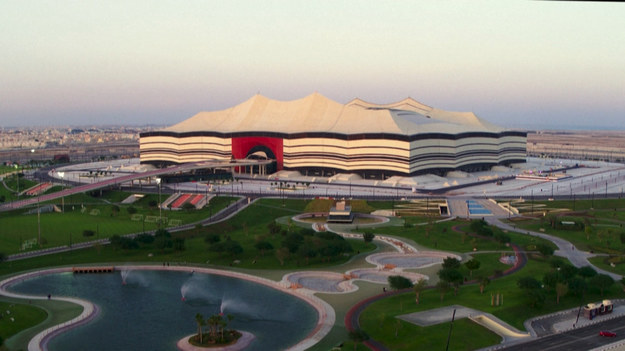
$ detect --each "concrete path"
[485,217,622,281]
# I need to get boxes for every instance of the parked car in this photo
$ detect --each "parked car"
[599,331,617,337]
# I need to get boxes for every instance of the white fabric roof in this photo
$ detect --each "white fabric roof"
[163,93,503,135]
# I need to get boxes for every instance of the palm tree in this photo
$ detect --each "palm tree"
[436,281,450,301]
[195,313,205,344]
[207,314,221,339]
[413,278,427,304]
[465,258,481,277]
[479,276,490,294]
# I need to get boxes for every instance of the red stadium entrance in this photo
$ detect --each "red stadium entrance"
[231,137,282,174]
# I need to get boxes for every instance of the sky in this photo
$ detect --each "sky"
[1,1,624,130]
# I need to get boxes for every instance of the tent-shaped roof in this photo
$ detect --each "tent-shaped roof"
[163,93,503,135]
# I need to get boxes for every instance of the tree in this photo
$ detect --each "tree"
[110,204,120,216]
[275,247,289,266]
[442,257,461,269]
[0,252,6,263]
[436,281,450,301]
[546,213,558,229]
[282,233,304,253]
[207,314,220,339]
[195,313,205,344]
[173,237,185,251]
[517,277,541,291]
[478,276,490,294]
[584,224,593,240]
[254,240,274,257]
[182,202,195,211]
[82,229,95,237]
[465,258,481,277]
[205,233,220,244]
[388,275,414,291]
[470,219,487,233]
[542,271,563,291]
[154,229,173,252]
[267,221,281,235]
[560,265,579,281]
[590,274,614,297]
[224,239,243,257]
[537,244,555,256]
[526,287,546,308]
[348,329,370,351]
[438,268,464,295]
[298,245,317,264]
[578,266,597,279]
[555,282,568,304]
[413,278,427,304]
[568,277,587,298]
[363,232,375,243]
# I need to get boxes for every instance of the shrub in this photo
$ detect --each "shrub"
[135,233,155,244]
[205,234,221,244]
[82,230,95,237]
[363,232,375,243]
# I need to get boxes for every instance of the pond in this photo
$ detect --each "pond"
[8,269,318,351]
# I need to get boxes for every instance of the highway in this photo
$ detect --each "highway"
[501,315,625,351]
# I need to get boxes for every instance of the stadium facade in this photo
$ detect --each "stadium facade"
[140,93,526,178]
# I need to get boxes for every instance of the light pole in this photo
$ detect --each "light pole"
[156,177,162,227]
[37,195,41,247]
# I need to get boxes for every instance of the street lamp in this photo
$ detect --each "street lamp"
[156,177,162,227]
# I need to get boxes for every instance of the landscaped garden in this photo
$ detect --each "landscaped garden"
[2,194,625,351]
[505,198,625,275]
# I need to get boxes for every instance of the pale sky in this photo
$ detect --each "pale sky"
[1,1,624,129]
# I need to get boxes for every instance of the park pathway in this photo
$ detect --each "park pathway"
[485,217,622,281]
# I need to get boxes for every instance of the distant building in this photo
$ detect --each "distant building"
[140,93,526,178]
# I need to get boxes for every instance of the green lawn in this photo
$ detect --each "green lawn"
[0,198,376,275]
[366,219,557,254]
[0,301,47,347]
[510,216,625,254]
[0,196,235,255]
[515,198,625,214]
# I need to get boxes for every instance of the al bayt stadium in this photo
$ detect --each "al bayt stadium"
[139,93,526,178]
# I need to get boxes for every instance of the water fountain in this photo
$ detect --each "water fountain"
[120,268,131,285]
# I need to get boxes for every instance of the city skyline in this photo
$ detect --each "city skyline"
[2,1,624,129]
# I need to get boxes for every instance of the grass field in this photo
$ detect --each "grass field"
[0,301,48,348]
[366,219,557,254]
[0,195,235,255]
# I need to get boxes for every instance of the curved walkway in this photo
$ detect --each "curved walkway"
[486,217,622,281]
[0,268,100,351]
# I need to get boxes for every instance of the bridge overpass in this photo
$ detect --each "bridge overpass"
[0,159,271,212]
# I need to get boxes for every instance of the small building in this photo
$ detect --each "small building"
[327,201,354,223]
[583,300,613,320]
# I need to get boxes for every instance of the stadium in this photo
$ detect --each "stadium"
[139,93,526,178]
